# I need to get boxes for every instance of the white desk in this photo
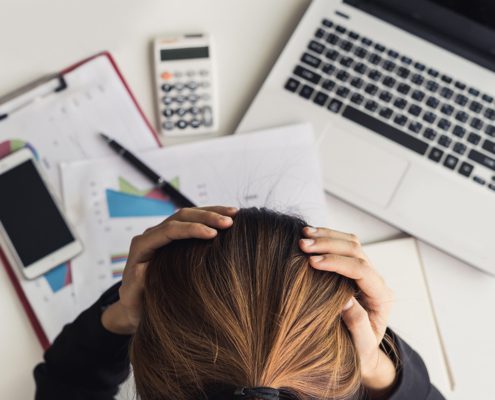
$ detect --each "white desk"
[1,1,494,398]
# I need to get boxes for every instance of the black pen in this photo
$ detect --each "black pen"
[99,133,196,208]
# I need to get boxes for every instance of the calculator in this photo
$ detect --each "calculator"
[153,33,218,137]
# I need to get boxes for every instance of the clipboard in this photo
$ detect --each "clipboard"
[0,51,161,349]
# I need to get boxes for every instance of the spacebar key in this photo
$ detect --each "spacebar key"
[342,106,429,155]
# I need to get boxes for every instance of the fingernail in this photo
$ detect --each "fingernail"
[301,238,314,246]
[310,255,323,263]
[343,298,354,311]
[221,216,233,222]
[306,226,317,233]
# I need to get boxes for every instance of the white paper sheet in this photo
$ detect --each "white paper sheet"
[61,123,330,309]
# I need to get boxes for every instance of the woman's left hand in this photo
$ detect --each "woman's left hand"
[299,226,397,398]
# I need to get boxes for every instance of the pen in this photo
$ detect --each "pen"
[99,133,196,208]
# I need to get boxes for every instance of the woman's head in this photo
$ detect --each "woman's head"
[131,208,361,400]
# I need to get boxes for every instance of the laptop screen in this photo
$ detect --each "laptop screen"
[428,0,495,30]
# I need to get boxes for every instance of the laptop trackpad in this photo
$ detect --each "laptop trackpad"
[319,122,409,207]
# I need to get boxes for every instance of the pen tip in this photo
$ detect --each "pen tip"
[99,132,110,142]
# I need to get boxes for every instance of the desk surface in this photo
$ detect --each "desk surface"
[1,1,494,399]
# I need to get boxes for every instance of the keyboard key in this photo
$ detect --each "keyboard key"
[343,106,429,154]
[294,65,321,84]
[454,94,468,106]
[427,68,439,77]
[326,33,339,44]
[439,87,453,99]
[443,154,459,169]
[368,53,381,65]
[354,62,367,74]
[162,108,174,117]
[336,86,350,98]
[428,147,444,162]
[348,31,360,40]
[469,101,483,113]
[315,28,325,38]
[284,78,300,92]
[455,111,469,123]
[423,112,437,124]
[350,92,364,105]
[400,56,412,65]
[379,107,393,119]
[484,108,495,120]
[374,43,386,52]
[394,114,408,126]
[473,176,486,185]
[383,76,396,88]
[437,118,451,131]
[414,62,426,71]
[350,77,364,88]
[409,121,423,133]
[397,83,411,95]
[408,104,422,116]
[388,49,399,58]
[361,37,372,46]
[339,40,353,52]
[468,87,480,97]
[354,47,367,58]
[382,60,396,71]
[468,149,495,171]
[410,74,424,85]
[453,142,467,155]
[425,80,439,92]
[411,89,425,101]
[470,117,483,130]
[489,184,495,191]
[301,52,321,68]
[441,75,453,84]
[423,128,437,140]
[455,81,466,90]
[161,83,173,92]
[452,125,466,138]
[322,79,336,91]
[176,120,188,129]
[299,84,314,99]
[339,56,354,67]
[365,83,378,95]
[322,63,336,75]
[440,104,454,116]
[486,125,495,137]
[467,132,481,145]
[368,69,382,81]
[336,70,350,82]
[379,90,392,103]
[326,49,339,60]
[394,98,407,109]
[308,40,325,54]
[483,139,495,155]
[328,98,343,113]
[396,66,410,78]
[336,25,346,33]
[458,161,474,177]
[482,94,493,103]
[426,96,439,109]
[313,91,329,106]
[365,100,379,112]
[438,134,452,147]
[322,18,333,27]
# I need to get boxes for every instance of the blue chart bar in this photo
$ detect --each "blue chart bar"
[106,189,175,218]
[44,263,70,293]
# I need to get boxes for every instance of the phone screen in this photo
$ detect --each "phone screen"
[0,159,75,266]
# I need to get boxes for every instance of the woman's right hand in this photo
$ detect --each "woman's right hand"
[101,206,238,335]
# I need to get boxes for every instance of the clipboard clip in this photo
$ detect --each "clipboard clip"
[0,73,67,121]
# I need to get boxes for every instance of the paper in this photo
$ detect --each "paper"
[0,54,159,343]
[61,123,330,309]
[364,238,451,396]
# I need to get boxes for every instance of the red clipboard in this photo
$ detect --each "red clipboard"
[0,51,160,350]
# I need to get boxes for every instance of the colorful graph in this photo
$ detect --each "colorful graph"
[110,253,128,279]
[0,139,39,160]
[105,176,180,218]
[44,263,72,293]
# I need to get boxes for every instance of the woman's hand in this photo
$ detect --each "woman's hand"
[299,227,397,398]
[101,206,238,335]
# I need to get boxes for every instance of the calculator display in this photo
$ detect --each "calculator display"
[160,47,209,61]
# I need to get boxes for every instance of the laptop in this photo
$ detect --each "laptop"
[236,0,495,274]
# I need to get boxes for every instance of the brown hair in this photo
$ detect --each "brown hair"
[130,208,361,400]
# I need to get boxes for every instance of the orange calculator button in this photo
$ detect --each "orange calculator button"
[161,71,173,80]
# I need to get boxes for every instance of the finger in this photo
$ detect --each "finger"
[303,226,359,243]
[128,220,217,264]
[169,207,236,228]
[299,236,365,259]
[341,298,380,360]
[308,253,389,301]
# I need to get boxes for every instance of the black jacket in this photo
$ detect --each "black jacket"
[33,283,446,400]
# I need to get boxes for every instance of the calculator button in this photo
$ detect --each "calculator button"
[190,106,201,115]
[200,81,210,88]
[176,108,187,117]
[186,81,198,90]
[174,71,183,78]
[175,95,186,103]
[161,83,173,92]
[160,71,173,80]
[176,120,188,129]
[201,93,211,101]
[202,106,213,127]
[162,96,173,105]
[190,119,201,128]
[175,83,185,91]
[162,120,174,130]
[199,69,209,76]
[186,70,196,77]
[162,108,174,118]
[188,94,199,102]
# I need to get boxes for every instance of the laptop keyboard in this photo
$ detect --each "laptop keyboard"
[284,18,495,193]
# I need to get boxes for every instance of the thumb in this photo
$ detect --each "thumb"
[342,298,379,363]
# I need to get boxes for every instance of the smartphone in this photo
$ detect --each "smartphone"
[0,149,82,279]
